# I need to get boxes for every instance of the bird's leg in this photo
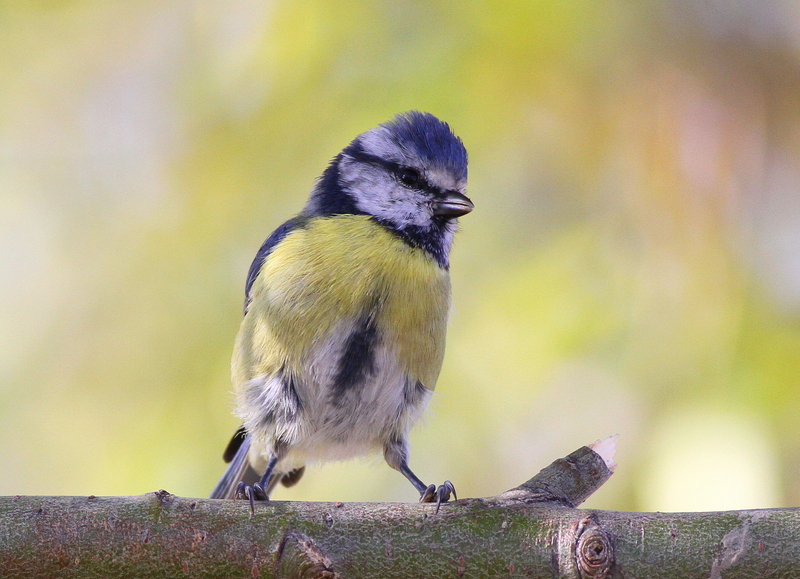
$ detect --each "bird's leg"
[236,454,278,518]
[399,461,456,513]
[385,438,456,514]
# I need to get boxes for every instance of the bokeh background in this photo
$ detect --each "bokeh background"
[3,0,800,513]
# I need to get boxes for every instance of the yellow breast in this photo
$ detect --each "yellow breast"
[233,215,451,391]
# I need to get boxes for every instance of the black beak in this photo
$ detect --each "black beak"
[433,191,474,218]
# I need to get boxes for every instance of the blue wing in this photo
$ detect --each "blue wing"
[212,215,309,499]
[243,215,307,314]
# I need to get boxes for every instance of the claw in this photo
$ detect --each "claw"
[252,483,268,500]
[236,481,269,519]
[434,481,455,514]
[444,480,457,501]
[419,480,457,513]
[420,484,437,503]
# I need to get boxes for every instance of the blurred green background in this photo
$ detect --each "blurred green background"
[3,0,800,513]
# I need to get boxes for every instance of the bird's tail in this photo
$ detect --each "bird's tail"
[209,433,260,499]
[210,426,306,499]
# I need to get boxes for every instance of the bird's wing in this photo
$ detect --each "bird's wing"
[244,215,308,314]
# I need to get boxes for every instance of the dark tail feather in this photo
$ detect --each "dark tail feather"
[210,427,305,499]
[209,433,260,499]
[280,466,305,488]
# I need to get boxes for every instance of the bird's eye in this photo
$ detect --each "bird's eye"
[398,167,422,188]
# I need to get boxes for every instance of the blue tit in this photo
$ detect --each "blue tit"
[210,111,473,514]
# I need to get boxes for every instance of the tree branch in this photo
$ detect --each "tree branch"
[2,439,798,578]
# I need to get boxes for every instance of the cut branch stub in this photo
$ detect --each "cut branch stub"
[499,443,615,507]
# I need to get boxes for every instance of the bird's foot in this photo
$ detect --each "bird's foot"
[419,480,456,514]
[235,481,269,519]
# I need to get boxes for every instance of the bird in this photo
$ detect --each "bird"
[209,111,473,516]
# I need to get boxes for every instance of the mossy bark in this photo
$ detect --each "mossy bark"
[1,446,798,578]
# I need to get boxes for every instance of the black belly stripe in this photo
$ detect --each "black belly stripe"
[331,312,380,400]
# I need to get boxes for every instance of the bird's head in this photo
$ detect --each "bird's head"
[308,111,472,228]
[305,111,472,267]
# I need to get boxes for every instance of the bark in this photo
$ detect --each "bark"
[0,443,798,578]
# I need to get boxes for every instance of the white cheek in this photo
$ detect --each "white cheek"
[340,159,432,228]
[362,187,432,228]
[385,189,432,227]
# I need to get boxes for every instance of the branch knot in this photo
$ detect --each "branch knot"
[575,516,614,579]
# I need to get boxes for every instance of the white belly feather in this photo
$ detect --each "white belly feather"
[239,317,432,473]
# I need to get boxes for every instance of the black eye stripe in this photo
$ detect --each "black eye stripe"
[345,149,446,196]
[345,148,398,173]
[394,169,440,196]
